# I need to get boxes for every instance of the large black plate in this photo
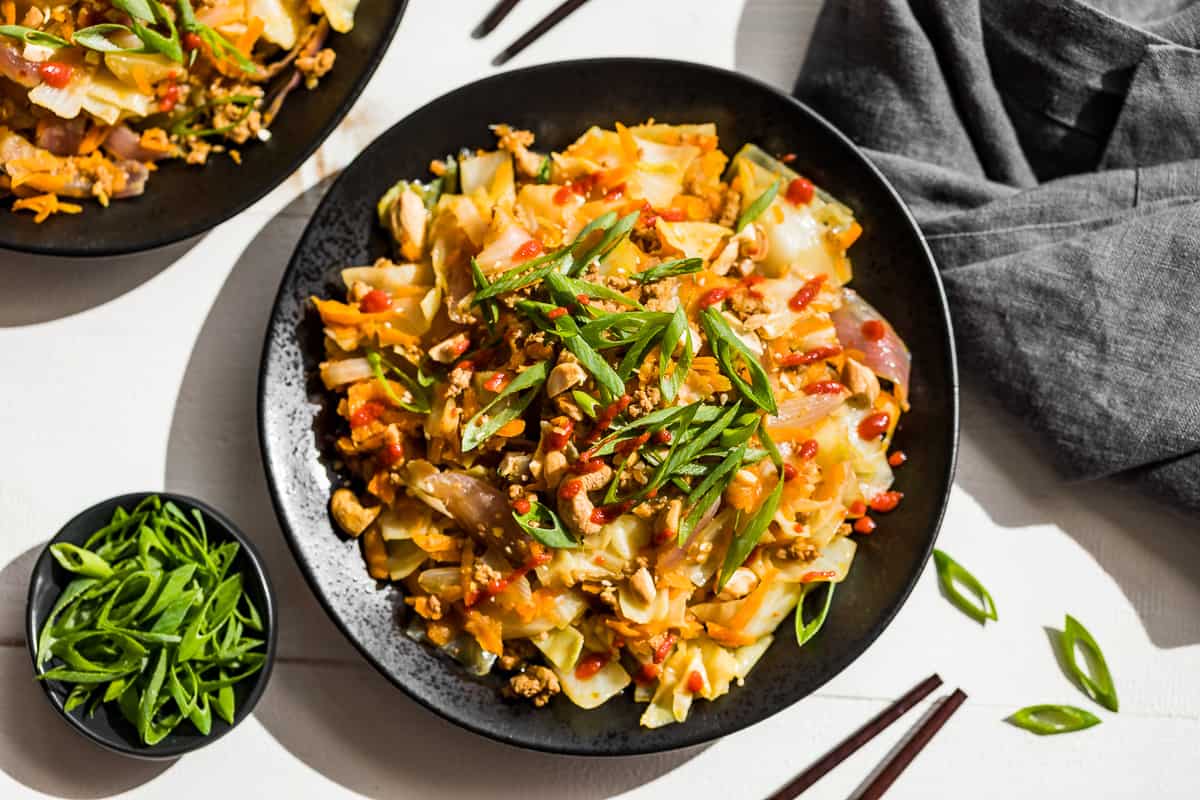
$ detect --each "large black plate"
[0,1,407,257]
[258,58,959,756]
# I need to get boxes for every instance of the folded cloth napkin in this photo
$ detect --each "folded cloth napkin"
[795,0,1200,512]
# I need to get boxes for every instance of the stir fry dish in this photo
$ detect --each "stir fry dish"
[0,0,358,221]
[312,121,912,727]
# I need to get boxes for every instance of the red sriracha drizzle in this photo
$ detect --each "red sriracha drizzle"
[634,662,661,684]
[511,497,532,515]
[590,500,635,526]
[574,652,610,680]
[513,239,544,262]
[360,289,392,313]
[614,431,651,456]
[848,500,867,516]
[38,62,73,89]
[558,479,583,500]
[803,381,845,396]
[699,287,730,309]
[350,401,385,428]
[483,371,511,393]
[782,463,799,481]
[888,450,908,467]
[159,81,181,112]
[857,412,890,440]
[686,671,704,693]
[484,551,550,599]
[786,177,815,206]
[778,345,842,368]
[869,491,903,513]
[801,570,837,582]
[545,419,574,451]
[183,32,202,50]
[653,633,677,664]
[653,428,672,445]
[853,516,877,534]
[799,439,819,460]
[377,441,404,467]
[583,395,632,443]
[788,275,826,312]
[861,320,887,341]
[660,207,687,222]
[546,307,569,320]
[604,183,626,201]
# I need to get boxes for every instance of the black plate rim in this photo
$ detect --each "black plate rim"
[24,490,280,760]
[257,56,960,756]
[0,3,408,259]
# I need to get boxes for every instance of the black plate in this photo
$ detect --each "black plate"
[0,2,407,257]
[258,58,959,756]
[26,492,278,759]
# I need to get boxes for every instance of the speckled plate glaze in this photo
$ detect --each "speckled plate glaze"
[26,492,278,759]
[0,1,407,258]
[258,58,959,756]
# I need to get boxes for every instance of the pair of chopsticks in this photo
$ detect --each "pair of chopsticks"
[473,0,592,66]
[768,675,967,799]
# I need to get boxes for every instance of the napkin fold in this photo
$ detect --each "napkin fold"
[796,0,1200,512]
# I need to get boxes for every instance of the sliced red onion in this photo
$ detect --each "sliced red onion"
[0,40,40,88]
[103,125,173,163]
[35,117,86,156]
[111,160,149,198]
[831,288,911,403]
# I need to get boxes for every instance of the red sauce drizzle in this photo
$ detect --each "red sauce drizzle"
[778,345,843,368]
[183,32,202,50]
[614,431,651,456]
[584,395,632,444]
[869,491,903,513]
[590,500,635,526]
[483,371,511,393]
[547,307,569,320]
[848,500,867,516]
[604,183,626,201]
[861,320,886,342]
[653,527,675,546]
[799,439,819,460]
[634,663,661,684]
[788,275,826,312]
[653,633,677,664]
[545,419,574,451]
[359,289,392,313]
[801,570,838,582]
[660,207,687,222]
[888,450,908,467]
[350,401,385,428]
[853,516,877,534]
[699,287,730,309]
[857,412,890,440]
[558,479,583,500]
[576,293,591,305]
[803,381,845,396]
[511,497,532,515]
[653,429,672,445]
[377,441,404,467]
[38,62,73,89]
[574,652,610,680]
[786,177,815,206]
[513,239,544,262]
[779,152,798,164]
[782,463,799,482]
[686,671,704,693]
[159,81,181,112]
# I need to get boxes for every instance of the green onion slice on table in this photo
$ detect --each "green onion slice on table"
[1061,614,1119,712]
[1008,704,1101,736]
[795,581,836,647]
[932,549,997,624]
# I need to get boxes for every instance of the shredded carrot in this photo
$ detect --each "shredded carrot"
[236,16,264,56]
[77,123,110,155]
[130,65,153,97]
[139,128,172,152]
[1,1,15,25]
[615,122,640,164]
[14,172,69,193]
[836,221,863,250]
[12,193,82,223]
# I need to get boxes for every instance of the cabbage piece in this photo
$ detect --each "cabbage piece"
[560,126,623,170]
[555,659,630,710]
[315,0,360,32]
[515,183,577,239]
[80,73,154,125]
[417,566,461,596]
[655,220,729,262]
[319,357,372,388]
[601,514,651,560]
[501,590,587,638]
[341,263,433,293]
[631,122,717,144]
[692,580,804,640]
[532,626,584,672]
[775,535,857,583]
[104,52,178,86]
[732,635,773,684]
[474,210,535,273]
[460,150,511,196]
[248,0,306,48]
[618,577,669,625]
[384,539,427,581]
[697,637,740,697]
[441,633,496,676]
[632,136,699,208]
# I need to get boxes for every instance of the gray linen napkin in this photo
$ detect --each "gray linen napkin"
[796,0,1200,512]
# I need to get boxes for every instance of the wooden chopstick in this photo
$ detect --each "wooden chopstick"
[857,688,968,800]
[492,0,592,66]
[766,674,944,800]
[472,0,523,39]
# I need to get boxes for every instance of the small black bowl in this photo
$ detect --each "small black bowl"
[25,492,278,760]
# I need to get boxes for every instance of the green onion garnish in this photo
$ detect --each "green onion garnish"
[512,500,577,549]
[932,549,997,624]
[632,257,704,284]
[1061,614,1118,712]
[1007,704,1101,736]
[0,25,69,47]
[460,361,549,452]
[736,178,781,232]
[700,306,778,413]
[795,581,836,647]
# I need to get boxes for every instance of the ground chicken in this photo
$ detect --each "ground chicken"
[498,639,537,671]
[639,278,679,312]
[506,666,560,707]
[776,540,818,562]
[717,185,741,228]
[297,48,336,89]
[628,384,661,419]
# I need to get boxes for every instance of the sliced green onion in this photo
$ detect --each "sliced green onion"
[0,25,69,47]
[679,440,747,544]
[1008,705,1101,736]
[460,361,549,452]
[736,178,781,232]
[1062,615,1119,712]
[72,24,144,52]
[795,581,836,647]
[572,390,599,418]
[700,306,777,413]
[49,543,114,580]
[658,305,693,403]
[366,349,431,414]
[932,549,997,624]
[569,210,640,276]
[536,155,551,184]
[512,501,577,549]
[719,473,783,588]
[632,257,703,284]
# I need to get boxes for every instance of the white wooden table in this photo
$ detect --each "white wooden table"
[3,1,1199,797]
